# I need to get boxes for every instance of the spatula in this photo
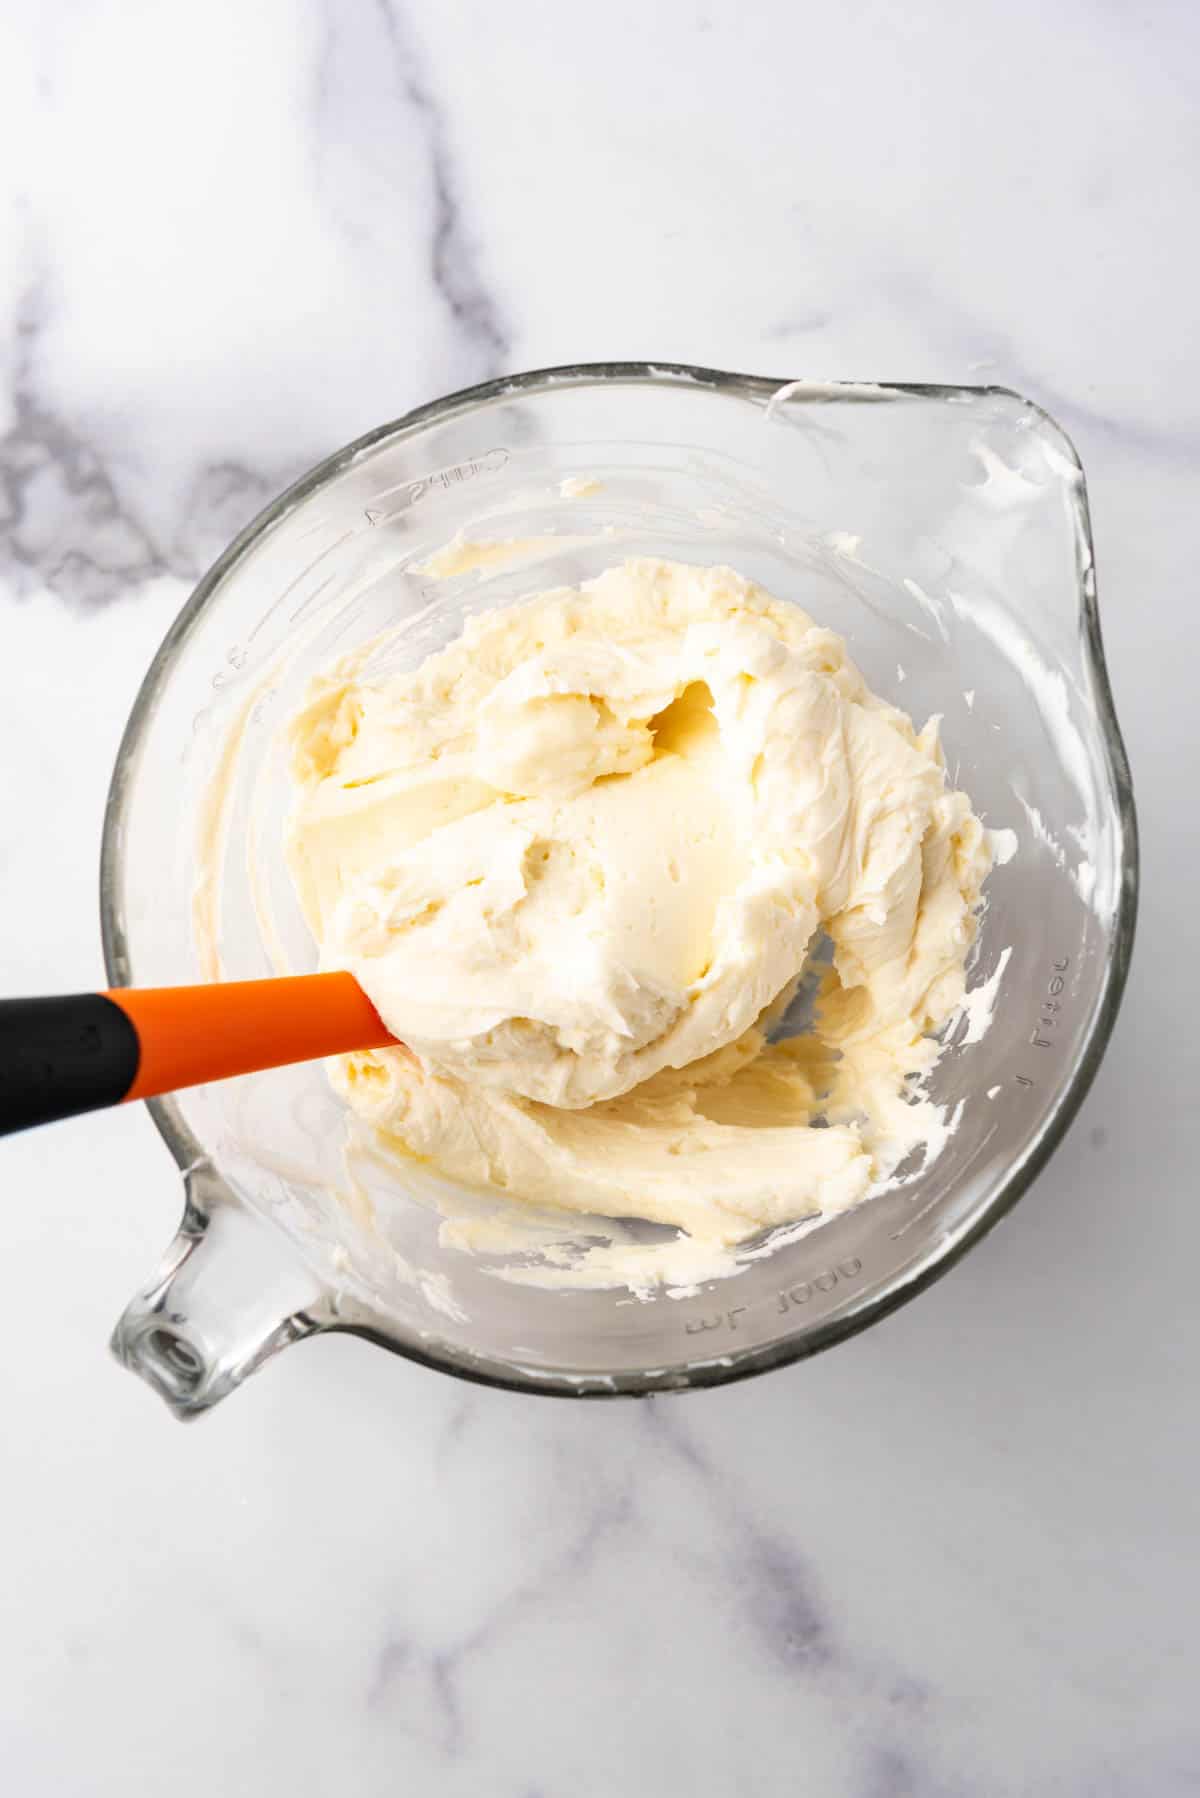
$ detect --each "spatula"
[0,972,396,1135]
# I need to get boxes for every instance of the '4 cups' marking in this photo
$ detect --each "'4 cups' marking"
[1014,955,1071,1089]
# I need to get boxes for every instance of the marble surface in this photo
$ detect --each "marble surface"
[2,2,1197,1792]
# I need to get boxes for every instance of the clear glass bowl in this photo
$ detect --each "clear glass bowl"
[102,364,1138,1417]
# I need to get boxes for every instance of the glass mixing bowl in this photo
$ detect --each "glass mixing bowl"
[102,364,1137,1417]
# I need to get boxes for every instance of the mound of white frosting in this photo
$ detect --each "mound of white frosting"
[285,559,996,1244]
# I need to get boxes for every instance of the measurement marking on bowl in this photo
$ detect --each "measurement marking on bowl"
[684,1307,748,1337]
[775,1258,863,1313]
[680,1259,865,1337]
[363,448,509,523]
[889,1194,942,1242]
[1014,955,1072,1087]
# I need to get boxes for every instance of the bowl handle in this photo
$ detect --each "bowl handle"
[110,1163,333,1419]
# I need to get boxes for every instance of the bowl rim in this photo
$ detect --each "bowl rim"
[100,360,1140,1398]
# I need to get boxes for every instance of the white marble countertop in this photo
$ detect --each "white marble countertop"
[2,2,1196,1792]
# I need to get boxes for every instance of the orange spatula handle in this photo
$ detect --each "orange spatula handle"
[108,972,395,1100]
[0,973,395,1135]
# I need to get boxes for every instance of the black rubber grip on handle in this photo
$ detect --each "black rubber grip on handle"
[0,994,141,1135]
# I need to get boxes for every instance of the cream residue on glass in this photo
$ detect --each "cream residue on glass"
[283,557,1008,1252]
